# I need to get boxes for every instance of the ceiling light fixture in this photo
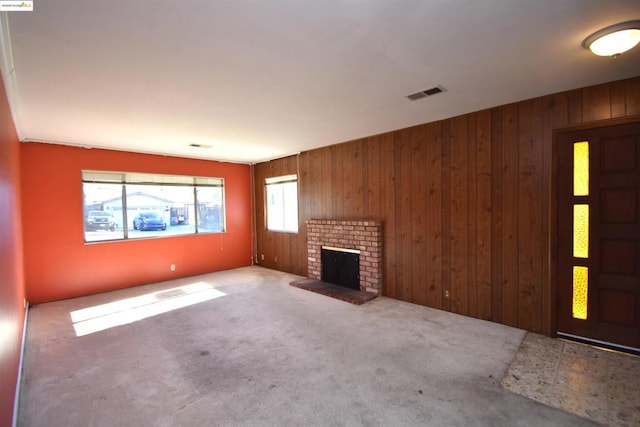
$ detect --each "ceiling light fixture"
[582,20,640,57]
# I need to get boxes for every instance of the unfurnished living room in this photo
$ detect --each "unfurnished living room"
[1,1,640,426]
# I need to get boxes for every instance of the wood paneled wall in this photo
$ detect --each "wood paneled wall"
[253,76,640,335]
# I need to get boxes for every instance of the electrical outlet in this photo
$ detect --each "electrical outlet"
[261,254,264,260]
[445,290,450,298]
[170,264,176,271]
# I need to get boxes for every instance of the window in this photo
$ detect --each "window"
[82,171,224,243]
[265,174,298,233]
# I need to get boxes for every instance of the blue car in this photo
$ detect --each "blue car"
[133,212,167,231]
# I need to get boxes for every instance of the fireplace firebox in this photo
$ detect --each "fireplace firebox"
[321,247,360,290]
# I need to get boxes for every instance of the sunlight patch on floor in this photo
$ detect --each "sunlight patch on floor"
[70,282,225,336]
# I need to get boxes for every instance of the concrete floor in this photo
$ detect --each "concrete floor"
[503,333,640,426]
[18,266,597,426]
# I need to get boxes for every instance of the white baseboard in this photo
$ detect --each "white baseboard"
[12,301,28,427]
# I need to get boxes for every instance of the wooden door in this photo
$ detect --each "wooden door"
[557,122,640,351]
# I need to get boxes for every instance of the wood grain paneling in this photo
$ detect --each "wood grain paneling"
[626,79,640,115]
[398,129,413,301]
[411,125,428,306]
[253,76,640,335]
[476,110,492,320]
[568,89,583,125]
[321,147,333,218]
[467,114,478,319]
[254,155,304,275]
[518,98,544,332]
[490,107,504,324]
[501,104,519,327]
[611,80,627,118]
[333,145,344,218]
[583,84,611,122]
[449,115,469,315]
[542,93,569,333]
[383,133,397,299]
[441,121,452,312]
[425,122,443,309]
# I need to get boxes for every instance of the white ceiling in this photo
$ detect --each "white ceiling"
[2,0,640,164]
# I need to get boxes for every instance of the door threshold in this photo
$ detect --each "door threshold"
[556,332,640,357]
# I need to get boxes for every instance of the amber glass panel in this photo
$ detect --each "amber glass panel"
[573,205,589,258]
[572,266,588,320]
[574,141,589,196]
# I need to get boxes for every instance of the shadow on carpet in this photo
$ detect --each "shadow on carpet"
[290,278,377,305]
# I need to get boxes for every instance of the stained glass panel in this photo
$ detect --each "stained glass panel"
[573,205,589,258]
[572,266,588,320]
[574,141,589,196]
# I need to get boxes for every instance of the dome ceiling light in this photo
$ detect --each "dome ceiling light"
[582,20,640,57]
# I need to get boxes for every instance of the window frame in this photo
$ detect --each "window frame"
[82,170,225,243]
[265,174,299,233]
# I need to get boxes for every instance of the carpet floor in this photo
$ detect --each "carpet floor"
[18,266,597,426]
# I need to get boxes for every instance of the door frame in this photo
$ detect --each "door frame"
[550,115,640,341]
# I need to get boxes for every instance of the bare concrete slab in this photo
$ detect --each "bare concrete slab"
[503,333,640,425]
[18,266,597,426]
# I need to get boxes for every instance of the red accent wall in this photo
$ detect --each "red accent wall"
[0,77,26,425]
[21,143,252,304]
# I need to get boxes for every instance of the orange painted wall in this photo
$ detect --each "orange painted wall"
[20,143,252,304]
[0,76,26,424]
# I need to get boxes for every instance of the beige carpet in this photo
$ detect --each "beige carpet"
[19,266,597,426]
[502,333,640,426]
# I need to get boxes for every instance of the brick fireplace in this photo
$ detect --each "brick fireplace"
[306,219,383,295]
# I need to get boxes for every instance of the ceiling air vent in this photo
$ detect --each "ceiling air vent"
[407,92,427,101]
[406,85,446,101]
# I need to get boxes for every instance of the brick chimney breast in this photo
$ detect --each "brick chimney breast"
[306,219,383,295]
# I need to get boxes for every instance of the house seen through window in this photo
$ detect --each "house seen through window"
[82,171,225,243]
[265,174,298,233]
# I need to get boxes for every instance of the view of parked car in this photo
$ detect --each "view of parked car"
[133,212,167,231]
[85,210,116,231]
